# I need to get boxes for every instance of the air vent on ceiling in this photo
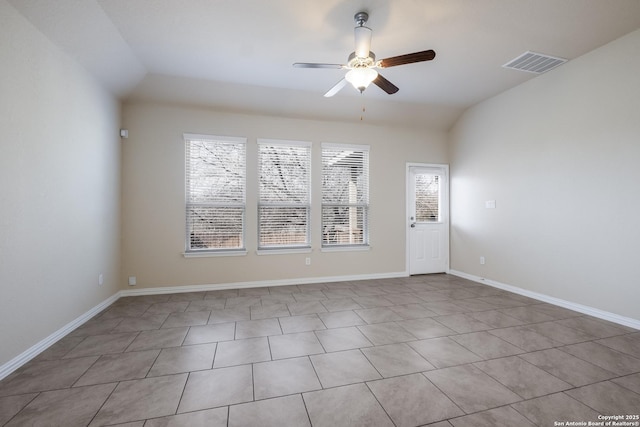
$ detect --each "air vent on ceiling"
[503,51,567,74]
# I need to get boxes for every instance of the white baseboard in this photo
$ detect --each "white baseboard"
[120,271,409,297]
[0,292,122,381]
[449,269,640,330]
[1,271,409,379]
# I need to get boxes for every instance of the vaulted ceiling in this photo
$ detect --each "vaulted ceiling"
[10,0,640,129]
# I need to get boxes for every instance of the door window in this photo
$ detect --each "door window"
[414,173,440,223]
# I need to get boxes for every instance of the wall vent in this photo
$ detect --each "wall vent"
[503,51,567,74]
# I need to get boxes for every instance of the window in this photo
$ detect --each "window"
[258,139,311,249]
[415,173,440,222]
[184,134,246,253]
[322,143,370,247]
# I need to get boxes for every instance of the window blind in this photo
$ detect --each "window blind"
[415,174,440,222]
[185,134,246,252]
[322,144,370,246]
[258,140,311,249]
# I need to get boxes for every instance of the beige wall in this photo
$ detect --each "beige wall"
[449,29,640,320]
[0,1,122,366]
[121,102,448,288]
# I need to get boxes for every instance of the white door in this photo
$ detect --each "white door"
[407,164,449,275]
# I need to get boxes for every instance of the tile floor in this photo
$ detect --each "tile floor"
[1,274,639,426]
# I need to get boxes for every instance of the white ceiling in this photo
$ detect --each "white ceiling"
[10,0,640,129]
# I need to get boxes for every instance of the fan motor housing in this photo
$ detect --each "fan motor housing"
[348,51,376,68]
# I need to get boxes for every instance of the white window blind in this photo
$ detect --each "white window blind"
[258,140,311,249]
[322,143,369,246]
[185,134,246,252]
[415,174,440,222]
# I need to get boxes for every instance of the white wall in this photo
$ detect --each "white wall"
[0,1,122,367]
[449,29,640,320]
[121,102,448,288]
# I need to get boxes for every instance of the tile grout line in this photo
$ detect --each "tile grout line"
[168,372,190,418]
[362,380,398,426]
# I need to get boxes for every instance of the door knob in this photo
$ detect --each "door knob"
[410,223,416,228]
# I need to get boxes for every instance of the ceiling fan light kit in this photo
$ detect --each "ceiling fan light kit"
[293,11,436,97]
[345,67,378,92]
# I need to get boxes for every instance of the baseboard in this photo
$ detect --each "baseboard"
[121,271,409,296]
[0,292,122,381]
[449,269,640,330]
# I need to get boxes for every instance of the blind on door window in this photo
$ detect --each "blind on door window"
[322,143,370,246]
[185,134,246,252]
[415,174,439,222]
[258,140,311,249]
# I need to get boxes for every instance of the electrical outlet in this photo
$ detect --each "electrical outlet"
[305,257,311,266]
[480,256,485,265]
[98,273,104,286]
[128,276,137,286]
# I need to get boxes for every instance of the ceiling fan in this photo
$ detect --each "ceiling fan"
[293,11,436,97]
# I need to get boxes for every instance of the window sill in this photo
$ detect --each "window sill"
[183,250,247,258]
[256,247,312,255]
[321,245,371,253]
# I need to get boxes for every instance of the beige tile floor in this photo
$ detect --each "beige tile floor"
[1,274,639,426]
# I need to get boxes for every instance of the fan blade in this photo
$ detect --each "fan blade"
[354,26,372,58]
[379,50,436,68]
[293,63,344,69]
[324,78,348,97]
[372,73,399,94]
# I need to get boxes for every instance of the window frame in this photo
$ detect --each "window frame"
[321,142,370,249]
[183,133,247,256]
[257,138,312,252]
